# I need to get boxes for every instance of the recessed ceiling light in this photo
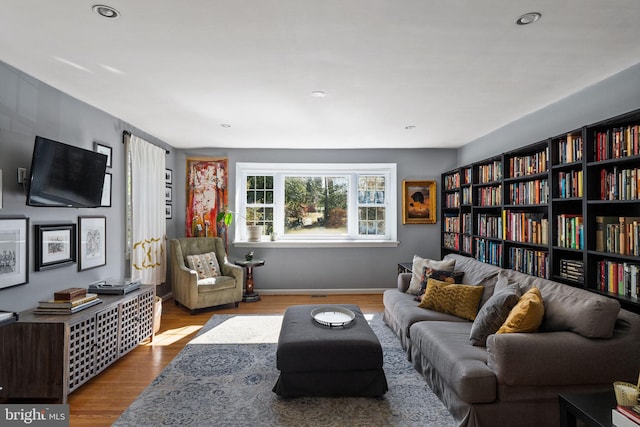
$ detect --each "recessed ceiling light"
[93,5,120,19]
[405,125,416,130]
[515,12,541,25]
[311,91,326,98]
[221,124,231,128]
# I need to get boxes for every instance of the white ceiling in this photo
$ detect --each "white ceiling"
[1,1,640,150]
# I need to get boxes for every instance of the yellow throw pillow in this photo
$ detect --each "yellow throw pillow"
[418,278,484,321]
[497,287,544,334]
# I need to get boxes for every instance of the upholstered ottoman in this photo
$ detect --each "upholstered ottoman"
[272,304,388,397]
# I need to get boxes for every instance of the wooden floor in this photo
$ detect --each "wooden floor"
[68,294,384,426]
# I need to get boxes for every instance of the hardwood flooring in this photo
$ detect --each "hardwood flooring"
[68,294,384,426]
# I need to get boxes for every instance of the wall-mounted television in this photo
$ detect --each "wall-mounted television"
[26,136,108,208]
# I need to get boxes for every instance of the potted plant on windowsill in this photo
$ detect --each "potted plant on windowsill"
[216,211,263,242]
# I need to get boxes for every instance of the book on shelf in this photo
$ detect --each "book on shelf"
[53,287,87,301]
[38,293,99,309]
[34,297,102,315]
[614,405,640,427]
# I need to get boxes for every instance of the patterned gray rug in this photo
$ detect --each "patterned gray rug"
[114,313,456,427]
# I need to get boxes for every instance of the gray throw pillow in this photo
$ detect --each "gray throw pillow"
[469,283,522,347]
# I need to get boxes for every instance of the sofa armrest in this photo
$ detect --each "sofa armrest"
[397,273,411,292]
[222,262,244,284]
[487,330,640,386]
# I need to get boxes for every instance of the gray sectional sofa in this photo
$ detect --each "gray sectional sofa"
[383,253,640,427]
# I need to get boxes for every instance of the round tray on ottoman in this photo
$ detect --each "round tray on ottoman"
[311,306,355,327]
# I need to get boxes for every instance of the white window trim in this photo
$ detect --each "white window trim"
[234,162,399,248]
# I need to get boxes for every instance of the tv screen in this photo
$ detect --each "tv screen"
[27,136,108,208]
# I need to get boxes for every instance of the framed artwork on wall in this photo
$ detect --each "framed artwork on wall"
[165,204,172,219]
[34,223,77,271]
[186,157,228,238]
[402,180,437,224]
[0,216,29,289]
[165,186,172,202]
[165,168,172,185]
[78,216,106,271]
[94,141,112,168]
[101,173,112,207]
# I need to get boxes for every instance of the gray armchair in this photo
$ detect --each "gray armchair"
[170,237,243,314]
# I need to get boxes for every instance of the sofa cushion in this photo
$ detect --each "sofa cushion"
[444,253,501,307]
[187,252,221,279]
[497,287,544,334]
[470,283,522,346]
[494,270,621,338]
[410,321,496,403]
[407,255,456,295]
[419,278,484,321]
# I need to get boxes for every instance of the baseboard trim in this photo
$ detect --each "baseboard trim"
[258,288,389,295]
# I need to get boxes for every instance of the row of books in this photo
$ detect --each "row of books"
[477,161,502,184]
[477,214,503,239]
[558,134,583,164]
[462,235,472,253]
[599,166,640,201]
[443,232,460,251]
[507,179,549,205]
[475,238,502,266]
[462,187,472,204]
[445,192,460,208]
[596,260,640,297]
[443,213,460,233]
[593,124,640,162]
[462,213,472,234]
[508,247,548,279]
[444,172,460,191]
[477,185,502,206]
[557,169,583,198]
[34,287,102,315]
[558,259,584,283]
[557,214,584,250]
[508,147,548,178]
[463,167,472,185]
[503,211,549,245]
[596,216,640,256]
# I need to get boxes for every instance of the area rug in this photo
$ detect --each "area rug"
[114,313,456,427]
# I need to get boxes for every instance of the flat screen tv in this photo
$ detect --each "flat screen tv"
[27,136,108,208]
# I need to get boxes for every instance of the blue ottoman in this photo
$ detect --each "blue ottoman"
[272,304,388,397]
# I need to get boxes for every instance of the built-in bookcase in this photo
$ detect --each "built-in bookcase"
[441,108,640,313]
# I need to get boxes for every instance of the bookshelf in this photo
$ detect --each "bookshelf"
[441,108,640,313]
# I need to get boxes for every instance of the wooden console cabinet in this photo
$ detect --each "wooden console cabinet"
[0,286,154,403]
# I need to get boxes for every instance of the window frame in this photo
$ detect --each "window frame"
[234,162,398,248]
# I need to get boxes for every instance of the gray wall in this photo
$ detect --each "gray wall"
[458,61,640,165]
[173,148,456,292]
[0,61,176,312]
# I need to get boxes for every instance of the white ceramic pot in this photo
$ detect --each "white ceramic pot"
[247,225,263,242]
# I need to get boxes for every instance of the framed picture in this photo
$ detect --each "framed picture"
[165,168,172,185]
[94,141,112,168]
[78,216,106,271]
[165,186,172,202]
[402,180,437,224]
[165,204,172,219]
[0,217,29,289]
[101,173,112,207]
[34,224,76,271]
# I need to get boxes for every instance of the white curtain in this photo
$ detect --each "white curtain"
[126,135,166,285]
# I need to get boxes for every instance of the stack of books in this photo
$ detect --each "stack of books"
[613,405,640,427]
[34,287,102,315]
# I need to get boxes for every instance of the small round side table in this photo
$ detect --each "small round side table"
[234,259,265,302]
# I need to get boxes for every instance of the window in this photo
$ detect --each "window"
[235,163,397,246]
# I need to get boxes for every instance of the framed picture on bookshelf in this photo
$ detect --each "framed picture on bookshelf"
[34,223,76,271]
[0,216,29,289]
[78,216,106,271]
[402,180,437,224]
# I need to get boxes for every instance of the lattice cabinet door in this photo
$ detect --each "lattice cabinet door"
[138,288,155,341]
[93,305,120,375]
[118,296,141,356]
[68,316,97,393]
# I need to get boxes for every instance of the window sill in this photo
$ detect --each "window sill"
[233,240,400,248]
